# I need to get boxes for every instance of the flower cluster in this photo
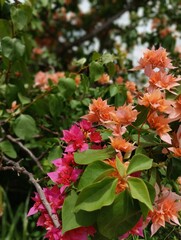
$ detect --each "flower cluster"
[29,47,181,239]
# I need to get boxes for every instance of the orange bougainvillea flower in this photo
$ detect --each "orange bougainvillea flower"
[149,71,181,92]
[138,89,171,113]
[147,111,172,144]
[110,136,136,153]
[82,97,115,123]
[125,81,137,93]
[110,104,139,126]
[105,157,128,194]
[168,125,181,157]
[97,73,110,85]
[168,94,181,122]
[148,187,181,236]
[132,47,175,77]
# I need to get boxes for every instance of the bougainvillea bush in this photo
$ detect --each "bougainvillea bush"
[28,47,181,240]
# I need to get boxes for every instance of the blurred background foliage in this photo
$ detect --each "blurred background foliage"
[0,0,181,239]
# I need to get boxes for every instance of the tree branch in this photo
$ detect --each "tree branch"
[6,135,44,172]
[1,155,60,229]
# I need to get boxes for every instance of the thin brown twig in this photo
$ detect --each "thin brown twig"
[6,134,44,172]
[1,155,60,229]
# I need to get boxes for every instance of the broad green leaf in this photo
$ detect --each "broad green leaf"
[133,105,149,127]
[72,57,86,66]
[89,61,104,81]
[13,114,39,140]
[116,156,126,177]
[0,140,17,159]
[47,146,62,161]
[132,133,160,147]
[149,168,157,185]
[58,77,76,97]
[0,19,11,39]
[106,62,115,77]
[109,84,119,97]
[1,37,25,60]
[48,95,61,117]
[74,146,115,165]
[97,190,141,239]
[75,178,117,212]
[139,181,155,218]
[11,7,29,31]
[127,153,153,175]
[62,191,97,234]
[102,53,114,64]
[18,93,31,105]
[78,161,114,190]
[127,177,153,210]
[91,51,101,61]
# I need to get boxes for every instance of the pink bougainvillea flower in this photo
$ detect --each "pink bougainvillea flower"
[83,97,115,123]
[27,185,66,217]
[62,124,88,152]
[53,153,75,167]
[148,187,181,236]
[48,165,82,186]
[78,119,102,143]
[138,89,171,113]
[62,226,96,240]
[147,111,172,144]
[45,227,63,240]
[149,71,181,92]
[132,47,175,76]
[119,217,144,239]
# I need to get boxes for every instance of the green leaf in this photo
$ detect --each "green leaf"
[62,191,97,234]
[18,93,31,105]
[127,177,153,211]
[62,191,82,233]
[132,133,160,147]
[1,37,25,60]
[0,140,17,159]
[106,62,115,77]
[75,178,117,212]
[74,146,115,165]
[139,181,155,218]
[72,57,86,66]
[133,105,149,127]
[48,95,61,117]
[89,61,104,81]
[91,51,101,61]
[126,153,153,175]
[58,77,76,97]
[47,146,62,161]
[101,53,114,64]
[109,84,119,97]
[13,114,39,140]
[0,19,11,39]
[78,161,114,190]
[11,6,28,31]
[116,156,126,177]
[97,190,141,239]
